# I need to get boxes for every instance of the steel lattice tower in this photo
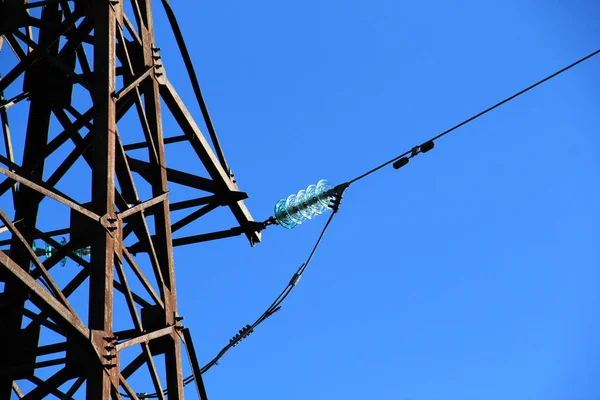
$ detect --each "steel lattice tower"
[0,0,261,398]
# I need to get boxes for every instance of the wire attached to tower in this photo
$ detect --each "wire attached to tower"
[346,47,600,186]
[194,44,600,380]
[133,187,346,397]
[194,183,346,376]
[127,46,600,398]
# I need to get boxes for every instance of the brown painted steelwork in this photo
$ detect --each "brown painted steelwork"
[0,1,261,398]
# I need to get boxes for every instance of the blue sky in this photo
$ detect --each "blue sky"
[1,1,599,399]
[161,2,599,399]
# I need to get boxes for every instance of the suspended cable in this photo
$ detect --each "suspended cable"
[126,187,345,398]
[196,186,344,376]
[347,47,600,185]
[126,46,600,398]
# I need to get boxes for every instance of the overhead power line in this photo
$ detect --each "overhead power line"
[347,47,600,185]
[130,46,600,398]
[132,190,345,398]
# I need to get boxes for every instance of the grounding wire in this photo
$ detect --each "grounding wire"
[347,47,600,185]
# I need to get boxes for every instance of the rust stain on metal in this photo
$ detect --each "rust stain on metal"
[0,0,261,397]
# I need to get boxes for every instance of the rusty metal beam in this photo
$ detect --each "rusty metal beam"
[4,33,27,61]
[23,308,65,335]
[35,235,89,277]
[0,14,81,93]
[60,268,89,298]
[119,374,140,400]
[171,203,219,233]
[130,223,264,253]
[127,156,218,192]
[63,377,86,399]
[123,134,187,151]
[115,128,142,205]
[160,79,261,244]
[24,368,74,400]
[142,343,166,400]
[0,91,29,111]
[45,131,93,187]
[114,257,143,332]
[114,280,153,309]
[169,192,249,211]
[115,326,174,352]
[0,210,74,313]
[0,251,89,338]
[1,357,68,376]
[0,0,262,397]
[139,6,184,389]
[160,0,230,175]
[12,382,24,399]
[122,246,164,309]
[112,66,153,101]
[86,2,119,398]
[172,225,261,246]
[0,228,70,247]
[41,107,96,161]
[122,12,142,46]
[181,328,209,400]
[138,213,167,299]
[117,192,168,220]
[0,165,102,223]
[115,24,160,164]
[121,353,145,380]
[12,28,93,90]
[36,342,68,356]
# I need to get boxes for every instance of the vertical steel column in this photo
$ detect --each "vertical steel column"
[87,2,118,399]
[140,0,184,396]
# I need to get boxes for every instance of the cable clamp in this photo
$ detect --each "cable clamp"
[327,182,349,213]
[229,324,254,347]
[260,216,279,230]
[290,270,303,286]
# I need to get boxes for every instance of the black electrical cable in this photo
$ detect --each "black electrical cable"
[123,47,600,399]
[125,192,344,398]
[197,193,342,375]
[348,47,600,185]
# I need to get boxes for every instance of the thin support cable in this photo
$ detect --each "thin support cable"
[198,192,343,376]
[348,47,600,185]
[122,193,343,398]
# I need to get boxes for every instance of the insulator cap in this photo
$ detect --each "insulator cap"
[392,157,410,170]
[421,141,435,153]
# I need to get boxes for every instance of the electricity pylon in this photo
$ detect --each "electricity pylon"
[0,1,261,398]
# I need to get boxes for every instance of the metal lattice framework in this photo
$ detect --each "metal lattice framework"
[0,0,261,398]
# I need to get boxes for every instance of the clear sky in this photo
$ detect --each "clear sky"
[1,1,599,399]
[161,1,599,399]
